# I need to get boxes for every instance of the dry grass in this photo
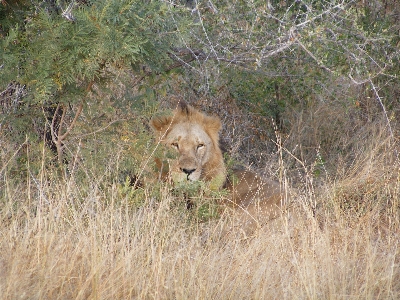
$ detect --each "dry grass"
[0,138,399,300]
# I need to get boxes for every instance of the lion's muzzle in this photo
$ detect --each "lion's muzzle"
[181,168,196,181]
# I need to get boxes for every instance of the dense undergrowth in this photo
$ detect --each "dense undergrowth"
[1,108,399,298]
[1,0,400,298]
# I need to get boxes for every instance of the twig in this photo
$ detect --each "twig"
[132,48,207,86]
[368,78,394,139]
[59,102,83,141]
[72,119,126,139]
[296,38,333,73]
[348,74,395,140]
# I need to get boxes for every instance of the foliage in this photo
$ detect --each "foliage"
[0,0,187,144]
[174,1,398,107]
[0,0,193,173]
[1,0,183,101]
[165,0,399,170]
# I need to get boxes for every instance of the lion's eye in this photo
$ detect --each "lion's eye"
[171,142,179,149]
[197,143,205,150]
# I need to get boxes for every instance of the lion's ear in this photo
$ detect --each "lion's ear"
[150,115,173,134]
[178,101,191,116]
[205,116,222,134]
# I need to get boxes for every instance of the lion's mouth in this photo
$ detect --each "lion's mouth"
[186,172,202,182]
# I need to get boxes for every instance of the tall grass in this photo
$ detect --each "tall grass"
[0,130,399,299]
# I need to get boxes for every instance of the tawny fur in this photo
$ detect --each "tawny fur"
[151,102,284,232]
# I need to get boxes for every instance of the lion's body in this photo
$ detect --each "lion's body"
[151,102,284,231]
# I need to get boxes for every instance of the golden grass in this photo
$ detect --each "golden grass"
[0,162,399,300]
[1,123,399,300]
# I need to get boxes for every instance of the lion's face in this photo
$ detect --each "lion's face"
[151,102,226,188]
[164,122,214,182]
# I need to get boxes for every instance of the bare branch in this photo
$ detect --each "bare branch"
[296,38,333,73]
[72,118,125,140]
[59,102,83,141]
[50,103,61,144]
[58,104,67,140]
[368,78,394,139]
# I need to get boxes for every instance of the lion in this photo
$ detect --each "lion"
[150,102,285,232]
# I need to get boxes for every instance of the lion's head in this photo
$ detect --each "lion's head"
[150,102,226,188]
[150,102,286,235]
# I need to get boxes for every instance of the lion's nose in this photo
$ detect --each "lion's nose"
[181,168,196,176]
